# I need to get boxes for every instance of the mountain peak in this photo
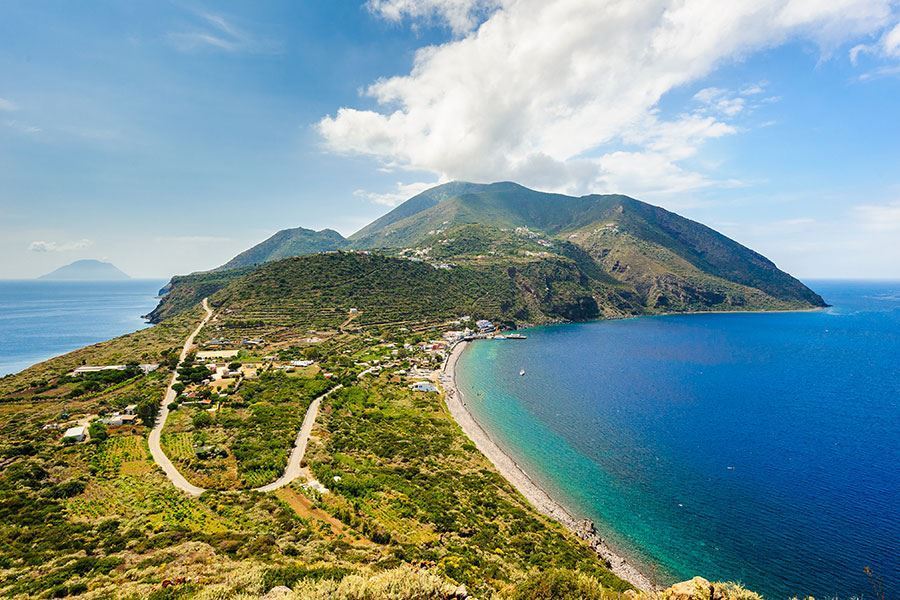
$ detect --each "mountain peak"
[38,259,130,281]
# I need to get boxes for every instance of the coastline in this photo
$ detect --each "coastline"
[440,340,658,592]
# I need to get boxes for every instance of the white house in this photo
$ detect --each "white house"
[62,426,86,442]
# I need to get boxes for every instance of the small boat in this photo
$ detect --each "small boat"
[507,333,527,339]
[494,334,507,340]
[519,369,526,376]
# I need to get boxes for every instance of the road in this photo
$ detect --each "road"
[253,384,341,493]
[147,298,336,496]
[147,298,213,497]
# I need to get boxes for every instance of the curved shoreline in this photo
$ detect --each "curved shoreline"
[440,340,658,592]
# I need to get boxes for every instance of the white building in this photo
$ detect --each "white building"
[62,426,86,442]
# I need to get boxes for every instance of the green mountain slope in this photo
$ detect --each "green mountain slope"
[204,251,640,337]
[216,226,349,271]
[348,182,826,310]
[348,181,486,244]
[151,181,824,322]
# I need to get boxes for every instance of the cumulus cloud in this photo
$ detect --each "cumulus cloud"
[29,239,94,253]
[368,0,501,34]
[321,0,895,200]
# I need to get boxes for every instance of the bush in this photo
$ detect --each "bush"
[192,411,213,429]
[509,569,611,600]
[88,422,108,442]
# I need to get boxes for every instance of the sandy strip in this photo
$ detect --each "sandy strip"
[440,341,657,592]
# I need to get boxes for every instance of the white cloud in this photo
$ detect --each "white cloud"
[29,239,94,253]
[354,180,440,206]
[368,0,501,34]
[0,97,17,111]
[168,11,280,54]
[4,120,41,134]
[323,0,894,200]
[848,19,900,72]
[855,199,900,232]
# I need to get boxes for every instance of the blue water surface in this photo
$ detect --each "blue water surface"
[457,281,899,599]
[0,279,166,376]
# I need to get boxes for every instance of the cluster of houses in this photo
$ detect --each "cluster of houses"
[57,404,140,443]
[99,404,138,427]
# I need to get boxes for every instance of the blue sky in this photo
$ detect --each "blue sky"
[2,1,899,279]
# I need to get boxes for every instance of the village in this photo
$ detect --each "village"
[52,312,525,460]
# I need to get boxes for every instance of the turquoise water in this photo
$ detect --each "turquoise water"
[0,280,165,376]
[457,281,899,599]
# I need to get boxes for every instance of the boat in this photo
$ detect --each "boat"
[507,333,527,339]
[519,369,526,376]
[494,334,507,340]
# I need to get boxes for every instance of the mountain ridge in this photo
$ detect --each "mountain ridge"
[148,181,825,322]
[215,226,349,271]
[38,259,130,281]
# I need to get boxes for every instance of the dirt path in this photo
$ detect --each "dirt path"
[253,384,341,493]
[148,299,213,497]
[148,301,337,497]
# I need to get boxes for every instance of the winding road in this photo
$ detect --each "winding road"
[254,384,341,493]
[148,298,213,496]
[147,298,336,496]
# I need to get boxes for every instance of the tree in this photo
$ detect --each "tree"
[136,398,159,427]
[88,422,108,442]
[192,411,213,429]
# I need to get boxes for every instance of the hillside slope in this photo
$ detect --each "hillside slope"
[150,181,824,322]
[204,251,640,339]
[348,182,826,310]
[216,226,349,271]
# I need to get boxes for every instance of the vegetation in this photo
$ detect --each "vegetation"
[216,226,349,271]
[153,182,823,328]
[306,380,628,596]
[160,372,333,489]
[0,182,813,598]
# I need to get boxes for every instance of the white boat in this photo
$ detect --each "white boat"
[507,333,527,339]
[494,334,507,340]
[519,369,526,376]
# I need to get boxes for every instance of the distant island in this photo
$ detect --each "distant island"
[39,259,130,281]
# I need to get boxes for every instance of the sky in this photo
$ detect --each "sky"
[1,0,899,280]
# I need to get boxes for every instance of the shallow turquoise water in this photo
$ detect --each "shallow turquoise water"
[0,280,165,376]
[456,281,899,599]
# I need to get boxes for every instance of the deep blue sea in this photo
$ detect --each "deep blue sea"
[0,280,166,376]
[457,281,899,599]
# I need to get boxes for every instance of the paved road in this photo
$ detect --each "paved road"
[148,299,213,497]
[254,384,341,493]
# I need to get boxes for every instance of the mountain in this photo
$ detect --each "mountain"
[38,259,130,281]
[215,226,349,271]
[149,181,825,322]
[347,181,826,310]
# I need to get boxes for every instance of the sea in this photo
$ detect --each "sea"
[0,280,166,377]
[457,281,899,599]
